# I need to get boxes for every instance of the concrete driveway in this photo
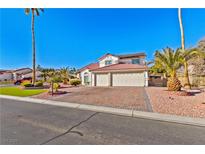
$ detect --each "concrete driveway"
[47,87,152,111]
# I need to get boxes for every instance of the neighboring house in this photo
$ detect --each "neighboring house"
[0,70,13,81]
[23,70,42,80]
[0,68,33,81]
[12,68,32,80]
[77,52,148,87]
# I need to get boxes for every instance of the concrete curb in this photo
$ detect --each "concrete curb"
[0,94,205,127]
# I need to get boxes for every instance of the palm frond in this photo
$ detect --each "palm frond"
[35,9,40,16]
[40,8,44,12]
[25,8,30,15]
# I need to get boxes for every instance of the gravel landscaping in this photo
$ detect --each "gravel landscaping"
[145,87,205,118]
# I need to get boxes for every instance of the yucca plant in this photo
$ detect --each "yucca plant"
[25,8,44,85]
[155,48,182,91]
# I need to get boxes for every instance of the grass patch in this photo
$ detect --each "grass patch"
[0,87,47,97]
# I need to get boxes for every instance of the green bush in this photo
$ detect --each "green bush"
[35,81,43,87]
[70,79,81,86]
[21,81,33,87]
[53,83,60,92]
[52,77,62,83]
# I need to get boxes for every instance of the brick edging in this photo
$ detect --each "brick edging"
[143,88,153,112]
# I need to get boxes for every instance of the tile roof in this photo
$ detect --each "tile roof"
[118,52,146,58]
[98,53,116,60]
[78,63,99,72]
[98,52,146,60]
[91,63,147,72]
[13,67,32,73]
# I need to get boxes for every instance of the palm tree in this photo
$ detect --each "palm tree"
[41,68,50,82]
[149,62,167,78]
[155,48,182,91]
[25,8,44,85]
[178,8,192,89]
[60,67,70,84]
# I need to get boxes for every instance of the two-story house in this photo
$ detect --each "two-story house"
[77,52,148,87]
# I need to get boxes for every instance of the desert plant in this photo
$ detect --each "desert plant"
[41,69,50,82]
[178,48,205,88]
[155,48,182,91]
[177,9,205,89]
[70,79,81,86]
[21,81,33,87]
[35,81,43,87]
[53,83,60,92]
[25,8,44,85]
[60,67,70,84]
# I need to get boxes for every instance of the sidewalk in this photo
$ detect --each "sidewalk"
[0,94,205,127]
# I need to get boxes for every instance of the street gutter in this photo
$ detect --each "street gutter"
[0,94,205,127]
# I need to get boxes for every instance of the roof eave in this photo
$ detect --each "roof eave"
[91,68,147,73]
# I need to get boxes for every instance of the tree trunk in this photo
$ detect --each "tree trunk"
[178,8,191,89]
[184,61,191,89]
[178,8,185,50]
[32,10,36,85]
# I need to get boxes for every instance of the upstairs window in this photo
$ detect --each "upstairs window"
[132,59,140,64]
[105,60,112,66]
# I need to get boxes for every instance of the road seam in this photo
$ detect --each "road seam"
[40,112,98,145]
[1,94,205,127]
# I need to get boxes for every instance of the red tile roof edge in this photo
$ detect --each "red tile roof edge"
[91,63,147,72]
[77,63,99,73]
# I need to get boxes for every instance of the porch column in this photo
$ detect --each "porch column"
[145,71,148,87]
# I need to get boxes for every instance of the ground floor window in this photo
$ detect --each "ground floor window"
[84,73,90,85]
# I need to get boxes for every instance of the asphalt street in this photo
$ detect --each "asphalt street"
[0,98,205,145]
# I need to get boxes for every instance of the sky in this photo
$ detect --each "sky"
[0,8,205,70]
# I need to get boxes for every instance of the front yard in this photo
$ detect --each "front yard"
[2,85,205,118]
[145,87,205,118]
[0,87,47,97]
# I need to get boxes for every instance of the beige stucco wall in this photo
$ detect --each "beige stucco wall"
[99,55,119,67]
[80,69,92,85]
[119,57,145,65]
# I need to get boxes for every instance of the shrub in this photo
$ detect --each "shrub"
[53,83,60,92]
[21,81,33,87]
[52,77,62,83]
[48,76,62,83]
[70,79,81,86]
[35,81,43,87]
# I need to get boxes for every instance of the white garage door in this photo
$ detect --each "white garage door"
[112,72,145,87]
[96,74,109,86]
